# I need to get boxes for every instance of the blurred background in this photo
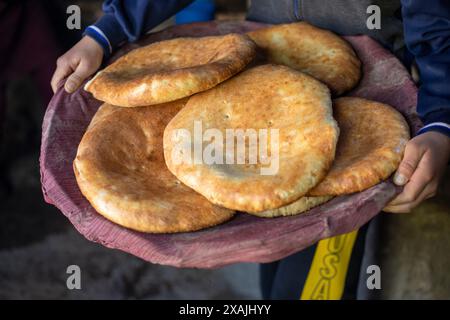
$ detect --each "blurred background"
[0,0,449,299]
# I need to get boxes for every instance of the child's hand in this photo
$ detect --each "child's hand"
[384,131,450,213]
[51,36,103,94]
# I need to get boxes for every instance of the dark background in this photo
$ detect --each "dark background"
[0,0,449,299]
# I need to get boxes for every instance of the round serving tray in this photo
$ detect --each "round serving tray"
[40,21,421,268]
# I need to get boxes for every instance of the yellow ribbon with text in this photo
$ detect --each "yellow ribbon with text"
[300,230,358,300]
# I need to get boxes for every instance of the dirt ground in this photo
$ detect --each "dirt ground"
[0,230,260,299]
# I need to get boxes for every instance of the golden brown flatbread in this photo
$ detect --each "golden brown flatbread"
[309,97,410,196]
[248,196,333,218]
[84,34,256,107]
[163,64,339,213]
[247,22,361,95]
[73,100,235,233]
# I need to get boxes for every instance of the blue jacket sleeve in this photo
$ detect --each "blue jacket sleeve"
[401,0,450,137]
[84,0,194,57]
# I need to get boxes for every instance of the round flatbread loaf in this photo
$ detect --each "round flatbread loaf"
[163,64,339,213]
[247,22,361,95]
[84,34,257,107]
[309,97,410,196]
[248,196,333,218]
[73,100,235,233]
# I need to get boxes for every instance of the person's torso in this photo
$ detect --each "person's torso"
[247,0,404,53]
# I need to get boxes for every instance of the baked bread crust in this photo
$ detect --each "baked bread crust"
[248,22,361,95]
[84,34,257,107]
[74,100,235,233]
[164,64,339,212]
[248,196,333,218]
[309,97,410,196]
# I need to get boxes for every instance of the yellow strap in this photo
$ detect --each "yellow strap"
[300,230,359,300]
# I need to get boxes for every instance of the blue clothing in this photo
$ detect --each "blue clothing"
[84,0,194,55]
[175,0,215,25]
[401,0,450,136]
[84,0,450,137]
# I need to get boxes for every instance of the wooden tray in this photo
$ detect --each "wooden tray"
[40,21,421,268]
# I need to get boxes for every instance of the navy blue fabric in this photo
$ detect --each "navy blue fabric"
[175,0,215,24]
[88,0,194,55]
[260,243,317,299]
[84,26,112,57]
[401,0,450,137]
[417,124,450,137]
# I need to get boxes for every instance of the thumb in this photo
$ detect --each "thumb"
[393,142,425,186]
[64,61,94,93]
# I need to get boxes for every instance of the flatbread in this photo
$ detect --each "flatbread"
[84,34,256,107]
[248,196,333,218]
[247,22,361,95]
[163,64,339,213]
[73,100,235,233]
[309,97,410,196]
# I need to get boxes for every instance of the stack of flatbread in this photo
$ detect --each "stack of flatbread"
[75,22,410,233]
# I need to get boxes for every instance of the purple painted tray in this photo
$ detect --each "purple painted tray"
[40,21,421,268]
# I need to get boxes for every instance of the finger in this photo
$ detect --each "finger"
[51,60,74,93]
[64,60,93,93]
[386,177,428,207]
[388,150,434,206]
[384,182,436,213]
[392,142,425,186]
